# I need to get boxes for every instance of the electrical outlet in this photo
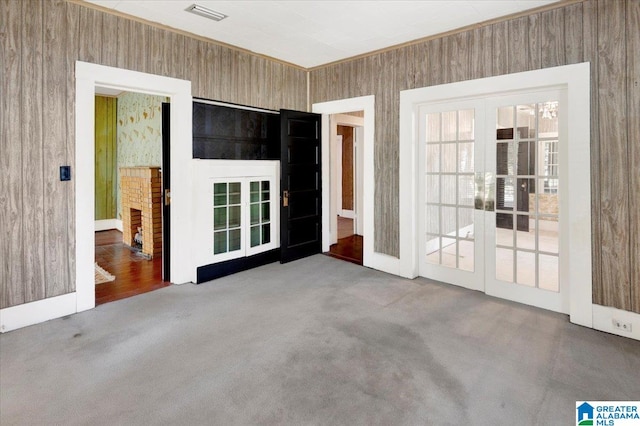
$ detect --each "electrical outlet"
[612,319,633,333]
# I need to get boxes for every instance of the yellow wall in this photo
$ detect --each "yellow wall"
[94,96,117,220]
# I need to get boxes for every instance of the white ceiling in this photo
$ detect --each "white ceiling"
[85,0,561,68]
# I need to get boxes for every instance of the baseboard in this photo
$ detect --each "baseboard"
[95,219,121,232]
[592,304,640,341]
[196,249,280,283]
[339,210,355,219]
[0,293,77,333]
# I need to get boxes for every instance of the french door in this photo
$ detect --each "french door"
[418,89,567,314]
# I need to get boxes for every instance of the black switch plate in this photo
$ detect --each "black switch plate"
[60,166,71,181]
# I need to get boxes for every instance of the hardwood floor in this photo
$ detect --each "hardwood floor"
[95,230,170,305]
[328,217,363,265]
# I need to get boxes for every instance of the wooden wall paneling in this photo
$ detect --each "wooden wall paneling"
[597,0,630,310]
[197,40,211,99]
[528,13,542,70]
[492,21,509,76]
[627,0,640,313]
[234,51,251,106]
[183,37,199,96]
[564,2,584,65]
[449,31,471,83]
[271,61,285,111]
[253,56,273,109]
[116,15,130,70]
[352,59,364,96]
[168,32,186,81]
[22,0,46,303]
[308,67,319,104]
[148,27,168,78]
[43,0,71,298]
[507,17,528,74]
[290,67,308,111]
[0,0,25,308]
[217,45,233,102]
[540,8,566,68]
[310,66,328,104]
[407,44,425,89]
[396,46,413,92]
[127,19,149,73]
[100,11,119,68]
[426,37,443,87]
[374,50,399,256]
[582,0,602,305]
[338,125,354,210]
[77,5,102,64]
[471,25,493,79]
[66,0,79,292]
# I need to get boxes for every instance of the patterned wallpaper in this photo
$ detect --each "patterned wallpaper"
[116,92,167,220]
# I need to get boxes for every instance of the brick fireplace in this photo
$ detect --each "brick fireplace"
[121,167,162,258]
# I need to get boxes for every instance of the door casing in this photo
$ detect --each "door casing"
[399,63,592,327]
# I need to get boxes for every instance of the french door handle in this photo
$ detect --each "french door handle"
[283,190,289,207]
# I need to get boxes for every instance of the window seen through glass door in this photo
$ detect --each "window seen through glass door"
[495,101,560,291]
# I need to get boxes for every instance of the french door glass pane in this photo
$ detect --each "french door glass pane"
[495,100,560,292]
[250,180,271,248]
[213,181,242,254]
[424,109,475,271]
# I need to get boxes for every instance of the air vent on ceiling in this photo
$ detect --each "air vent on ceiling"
[186,4,228,22]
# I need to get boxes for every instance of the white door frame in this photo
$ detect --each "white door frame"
[399,63,592,327]
[334,117,362,231]
[313,96,400,276]
[76,62,193,311]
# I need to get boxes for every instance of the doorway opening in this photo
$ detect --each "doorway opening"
[75,61,192,313]
[328,116,364,265]
[93,90,170,305]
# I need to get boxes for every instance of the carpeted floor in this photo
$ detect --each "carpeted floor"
[1,255,639,425]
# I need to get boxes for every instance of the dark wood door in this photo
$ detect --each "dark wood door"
[280,109,322,263]
[161,103,171,281]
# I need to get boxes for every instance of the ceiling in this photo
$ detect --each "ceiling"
[85,0,562,69]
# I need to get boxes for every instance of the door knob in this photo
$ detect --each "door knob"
[283,190,289,207]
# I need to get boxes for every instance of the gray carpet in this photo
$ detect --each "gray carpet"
[1,255,639,425]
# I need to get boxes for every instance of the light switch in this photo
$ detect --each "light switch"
[60,166,71,181]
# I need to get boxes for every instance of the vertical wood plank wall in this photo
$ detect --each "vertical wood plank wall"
[94,96,117,221]
[0,0,307,309]
[1,0,638,316]
[337,125,354,211]
[309,0,640,314]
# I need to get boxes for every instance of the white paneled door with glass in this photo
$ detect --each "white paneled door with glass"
[418,89,568,314]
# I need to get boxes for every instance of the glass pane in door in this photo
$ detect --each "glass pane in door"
[424,109,475,272]
[494,101,560,291]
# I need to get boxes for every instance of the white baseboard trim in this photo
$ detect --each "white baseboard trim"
[95,219,121,232]
[0,293,77,333]
[592,304,640,341]
[364,251,401,277]
[339,210,355,219]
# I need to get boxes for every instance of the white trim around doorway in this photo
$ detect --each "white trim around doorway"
[399,63,592,328]
[313,96,400,276]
